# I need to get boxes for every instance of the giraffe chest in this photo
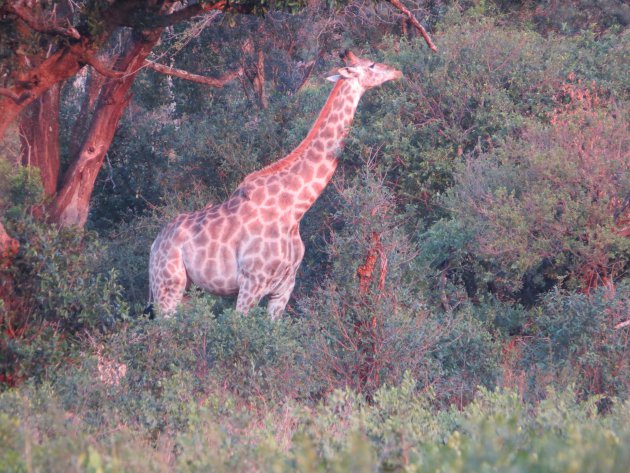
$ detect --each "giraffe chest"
[237,221,303,275]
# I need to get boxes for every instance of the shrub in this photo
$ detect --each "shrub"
[0,216,127,386]
[296,169,500,401]
[297,170,438,398]
[1,161,130,386]
[4,378,630,472]
[53,298,309,437]
[425,107,629,302]
[525,284,630,400]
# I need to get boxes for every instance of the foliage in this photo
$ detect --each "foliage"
[1,1,629,470]
[57,299,308,430]
[0,215,128,385]
[431,108,629,300]
[525,285,630,400]
[298,170,500,401]
[0,162,44,219]
[0,167,127,384]
[2,376,630,472]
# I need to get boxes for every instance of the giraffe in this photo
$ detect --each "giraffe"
[149,51,402,318]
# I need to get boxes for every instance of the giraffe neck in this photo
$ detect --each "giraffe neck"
[284,79,364,220]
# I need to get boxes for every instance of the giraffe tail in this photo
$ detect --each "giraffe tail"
[143,303,156,319]
[143,284,155,319]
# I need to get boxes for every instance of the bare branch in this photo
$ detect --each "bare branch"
[615,320,630,330]
[4,3,80,39]
[144,60,242,88]
[81,52,126,79]
[387,0,437,52]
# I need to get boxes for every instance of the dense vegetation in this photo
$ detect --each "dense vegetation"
[1,0,629,470]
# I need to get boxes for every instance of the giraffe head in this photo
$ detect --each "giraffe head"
[327,50,402,89]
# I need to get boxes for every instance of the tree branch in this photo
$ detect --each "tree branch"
[81,52,126,79]
[4,3,80,39]
[387,0,437,52]
[144,60,242,87]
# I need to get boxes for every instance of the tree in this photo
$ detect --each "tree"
[1,1,249,226]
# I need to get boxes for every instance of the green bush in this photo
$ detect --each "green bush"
[1,162,128,386]
[422,108,629,302]
[1,216,127,385]
[3,378,630,472]
[297,170,500,401]
[525,285,630,400]
[53,298,309,436]
[0,163,44,220]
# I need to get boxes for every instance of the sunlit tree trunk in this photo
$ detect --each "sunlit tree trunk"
[49,30,163,227]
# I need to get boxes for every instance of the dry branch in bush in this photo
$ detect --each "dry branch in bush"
[387,0,438,52]
[0,223,19,270]
[357,232,385,296]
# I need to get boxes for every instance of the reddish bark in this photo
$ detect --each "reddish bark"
[387,0,438,52]
[0,0,237,141]
[68,69,108,159]
[144,60,242,87]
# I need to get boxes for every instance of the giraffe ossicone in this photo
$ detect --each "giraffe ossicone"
[149,51,402,318]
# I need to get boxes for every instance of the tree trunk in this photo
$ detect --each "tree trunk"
[49,30,163,227]
[19,84,61,198]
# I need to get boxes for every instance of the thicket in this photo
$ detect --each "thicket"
[1,1,629,470]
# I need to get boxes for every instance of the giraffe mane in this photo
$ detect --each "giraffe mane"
[237,79,346,187]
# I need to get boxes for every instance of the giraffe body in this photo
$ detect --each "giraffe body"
[149,51,402,318]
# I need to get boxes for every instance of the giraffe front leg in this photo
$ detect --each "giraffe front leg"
[235,276,265,315]
[267,277,296,321]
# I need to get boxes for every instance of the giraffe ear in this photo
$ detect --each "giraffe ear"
[326,67,358,82]
[338,67,359,79]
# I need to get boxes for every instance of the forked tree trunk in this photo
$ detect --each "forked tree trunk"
[48,30,163,227]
